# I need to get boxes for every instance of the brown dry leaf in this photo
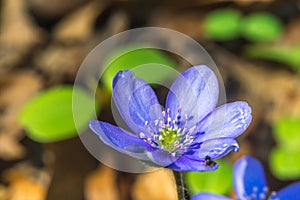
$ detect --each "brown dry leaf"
[132,169,177,200]
[231,62,300,122]
[36,7,129,83]
[220,0,273,5]
[0,72,42,160]
[53,1,106,43]
[151,10,205,39]
[34,44,85,83]
[3,163,50,200]
[213,46,300,123]
[92,10,129,43]
[0,185,8,200]
[27,0,89,20]
[0,0,45,71]
[152,0,273,13]
[85,165,118,200]
[281,18,300,45]
[211,0,273,4]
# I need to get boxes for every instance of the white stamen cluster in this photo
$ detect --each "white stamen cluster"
[139,108,196,156]
[244,186,279,200]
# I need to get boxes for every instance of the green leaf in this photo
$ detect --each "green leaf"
[240,12,283,42]
[273,117,300,151]
[269,148,300,180]
[102,47,177,91]
[185,160,233,195]
[19,86,97,142]
[244,44,300,70]
[203,8,241,41]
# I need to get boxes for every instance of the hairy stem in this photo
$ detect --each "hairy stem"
[172,170,188,200]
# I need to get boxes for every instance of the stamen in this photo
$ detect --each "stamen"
[139,132,145,138]
[167,117,172,125]
[167,108,171,114]
[162,111,166,117]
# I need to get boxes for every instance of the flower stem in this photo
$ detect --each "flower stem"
[172,170,189,200]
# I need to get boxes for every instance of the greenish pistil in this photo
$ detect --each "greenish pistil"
[158,127,183,152]
[139,108,195,156]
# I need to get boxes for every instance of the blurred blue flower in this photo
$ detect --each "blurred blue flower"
[192,156,300,200]
[89,65,252,171]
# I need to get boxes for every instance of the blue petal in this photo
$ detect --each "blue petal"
[147,149,179,167]
[276,181,300,200]
[165,65,219,129]
[192,101,252,143]
[168,156,219,172]
[191,193,231,200]
[112,70,162,136]
[89,120,156,161]
[186,138,239,160]
[233,156,267,200]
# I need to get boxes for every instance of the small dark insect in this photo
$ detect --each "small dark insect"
[205,156,217,167]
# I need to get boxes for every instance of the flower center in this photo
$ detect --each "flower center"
[244,186,279,200]
[157,127,183,152]
[139,108,196,156]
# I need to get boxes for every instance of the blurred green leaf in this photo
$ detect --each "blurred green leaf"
[185,160,233,195]
[20,86,97,142]
[102,47,176,91]
[240,12,283,42]
[203,8,241,41]
[273,117,300,151]
[244,44,300,70]
[269,148,300,180]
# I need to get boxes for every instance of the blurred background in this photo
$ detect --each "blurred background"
[1,0,300,199]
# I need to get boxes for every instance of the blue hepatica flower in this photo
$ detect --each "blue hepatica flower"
[192,156,300,200]
[89,65,252,171]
